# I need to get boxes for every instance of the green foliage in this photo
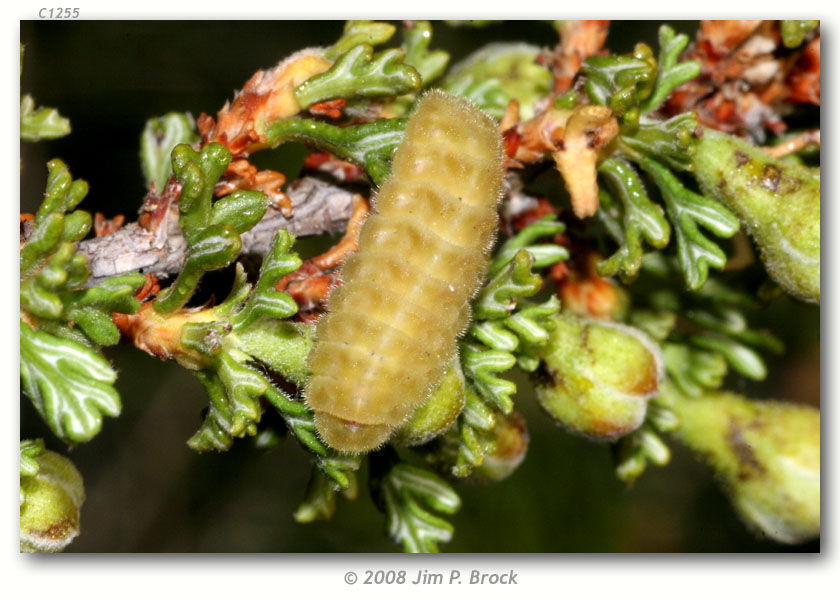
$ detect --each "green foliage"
[780,20,819,48]
[20,322,122,444]
[20,160,143,444]
[596,158,670,281]
[20,439,45,480]
[20,95,71,142]
[229,230,301,330]
[448,221,566,477]
[264,117,407,185]
[295,44,421,109]
[639,157,739,290]
[295,467,359,523]
[20,46,70,141]
[442,43,553,120]
[325,20,396,60]
[371,455,461,553]
[583,26,699,128]
[401,21,449,85]
[640,26,700,114]
[582,43,656,128]
[263,387,361,489]
[140,112,199,192]
[153,143,268,314]
[640,265,783,387]
[620,113,698,172]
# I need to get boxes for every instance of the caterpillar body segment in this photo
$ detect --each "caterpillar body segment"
[305,90,504,453]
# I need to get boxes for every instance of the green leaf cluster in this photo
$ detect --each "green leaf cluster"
[20,160,144,444]
[153,143,269,314]
[140,112,199,192]
[448,219,566,476]
[295,44,421,109]
[264,117,407,185]
[371,456,461,553]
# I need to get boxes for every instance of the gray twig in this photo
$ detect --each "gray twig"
[79,177,359,286]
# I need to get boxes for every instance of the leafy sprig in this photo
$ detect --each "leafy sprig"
[295,44,421,109]
[20,160,144,443]
[140,112,199,192]
[402,21,449,85]
[639,157,739,290]
[596,157,670,281]
[153,143,268,314]
[370,453,461,553]
[21,322,122,444]
[264,117,407,185]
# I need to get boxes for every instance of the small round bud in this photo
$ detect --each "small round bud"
[535,313,663,439]
[20,450,85,553]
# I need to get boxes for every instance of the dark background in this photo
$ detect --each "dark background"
[19,20,820,553]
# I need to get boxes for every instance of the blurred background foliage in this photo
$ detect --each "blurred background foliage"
[20,20,818,552]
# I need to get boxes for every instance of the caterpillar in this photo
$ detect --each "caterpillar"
[304,90,504,453]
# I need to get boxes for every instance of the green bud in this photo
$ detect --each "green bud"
[20,450,85,553]
[694,130,820,303]
[394,362,466,446]
[669,386,820,544]
[469,411,529,483]
[535,313,663,439]
[442,43,553,120]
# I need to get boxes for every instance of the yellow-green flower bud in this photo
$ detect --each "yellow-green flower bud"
[694,130,820,303]
[393,362,466,446]
[669,386,820,543]
[470,411,529,483]
[535,313,664,439]
[20,449,85,553]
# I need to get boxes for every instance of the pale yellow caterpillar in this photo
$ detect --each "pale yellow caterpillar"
[305,90,504,453]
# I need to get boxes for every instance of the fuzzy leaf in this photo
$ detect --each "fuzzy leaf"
[264,117,407,185]
[689,334,768,380]
[442,43,553,120]
[295,44,421,109]
[621,113,698,172]
[20,439,46,479]
[640,26,701,114]
[326,20,396,59]
[780,20,819,48]
[663,342,727,397]
[20,95,71,142]
[597,158,670,281]
[639,157,739,290]
[187,352,267,451]
[402,21,449,85]
[20,322,121,444]
[295,466,359,523]
[582,44,656,127]
[154,224,241,314]
[488,217,568,276]
[460,343,517,414]
[140,112,198,192]
[375,462,461,553]
[230,230,300,331]
[474,249,542,320]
